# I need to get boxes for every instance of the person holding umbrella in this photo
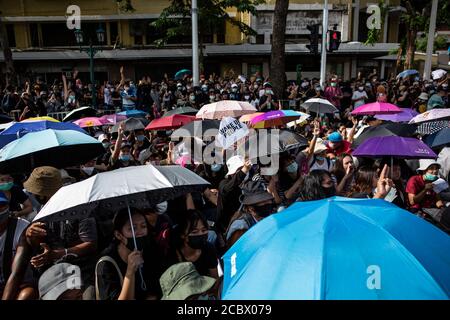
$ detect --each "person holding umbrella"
[406,159,445,214]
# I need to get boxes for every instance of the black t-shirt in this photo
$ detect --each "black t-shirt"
[108,157,138,171]
[8,185,28,212]
[170,243,218,277]
[96,241,162,300]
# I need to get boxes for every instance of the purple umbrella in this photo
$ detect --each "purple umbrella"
[353,136,437,159]
[375,108,419,123]
[99,114,127,125]
[351,102,402,116]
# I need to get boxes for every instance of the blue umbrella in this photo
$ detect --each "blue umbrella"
[0,120,86,148]
[117,109,148,118]
[396,69,419,79]
[424,128,450,149]
[222,197,450,300]
[0,129,104,174]
[174,69,192,80]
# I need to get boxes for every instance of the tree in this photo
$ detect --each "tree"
[401,1,427,70]
[269,0,289,99]
[0,12,16,87]
[416,35,448,53]
[151,0,264,72]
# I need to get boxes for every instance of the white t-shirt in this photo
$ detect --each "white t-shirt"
[352,90,368,108]
[308,156,334,172]
[0,218,30,285]
[104,87,113,106]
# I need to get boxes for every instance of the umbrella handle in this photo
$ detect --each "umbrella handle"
[127,205,147,291]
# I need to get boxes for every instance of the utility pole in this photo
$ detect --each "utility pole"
[192,0,199,86]
[320,0,329,89]
[423,0,438,81]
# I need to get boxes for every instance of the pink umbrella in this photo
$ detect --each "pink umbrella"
[99,114,127,125]
[351,102,402,116]
[73,117,103,128]
[196,100,257,120]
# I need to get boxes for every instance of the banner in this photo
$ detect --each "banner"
[216,117,249,150]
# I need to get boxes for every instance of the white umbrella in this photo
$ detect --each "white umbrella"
[432,69,447,80]
[409,109,450,124]
[196,100,257,120]
[301,98,338,114]
[286,113,311,128]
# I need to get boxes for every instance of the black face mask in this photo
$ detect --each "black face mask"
[254,203,276,218]
[322,186,336,198]
[188,234,208,249]
[125,235,150,252]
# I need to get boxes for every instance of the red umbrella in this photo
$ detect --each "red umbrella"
[145,114,196,131]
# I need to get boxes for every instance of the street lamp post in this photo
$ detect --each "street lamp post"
[74,26,105,108]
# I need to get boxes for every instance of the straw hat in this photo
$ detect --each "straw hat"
[24,166,63,197]
[313,138,328,154]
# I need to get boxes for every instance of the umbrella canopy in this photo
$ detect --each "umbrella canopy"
[239,112,264,123]
[423,128,450,149]
[0,129,104,174]
[375,108,418,123]
[286,113,312,128]
[73,117,103,128]
[301,98,338,114]
[431,69,447,80]
[396,69,419,79]
[353,123,417,148]
[99,114,127,125]
[111,118,145,133]
[0,114,13,124]
[33,164,209,223]
[0,120,87,149]
[353,136,437,159]
[23,116,59,122]
[222,197,450,300]
[0,122,15,131]
[117,109,148,118]
[250,110,304,129]
[351,102,402,116]
[416,120,450,135]
[171,119,220,139]
[162,106,198,117]
[238,129,308,160]
[409,109,450,124]
[196,101,257,120]
[174,69,192,80]
[62,107,97,122]
[145,115,196,131]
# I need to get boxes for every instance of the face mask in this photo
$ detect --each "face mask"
[211,164,223,172]
[266,90,273,95]
[244,95,250,100]
[424,173,438,182]
[136,135,145,142]
[316,156,325,162]
[81,166,95,176]
[0,207,10,224]
[322,186,336,198]
[286,162,298,174]
[209,95,215,100]
[232,88,237,93]
[254,203,275,218]
[69,96,75,102]
[190,95,195,101]
[331,82,337,87]
[119,154,131,162]
[254,85,259,89]
[0,182,14,191]
[102,142,111,149]
[188,234,208,249]
[358,87,364,91]
[125,235,150,252]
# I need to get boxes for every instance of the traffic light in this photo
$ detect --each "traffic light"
[306,24,320,55]
[328,30,341,52]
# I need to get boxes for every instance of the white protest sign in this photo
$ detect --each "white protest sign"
[216,117,249,150]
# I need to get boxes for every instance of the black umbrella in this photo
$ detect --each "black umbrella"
[171,120,220,139]
[163,106,198,117]
[62,107,97,122]
[353,123,417,148]
[111,117,145,133]
[239,129,309,160]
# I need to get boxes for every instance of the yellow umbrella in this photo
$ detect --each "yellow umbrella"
[22,116,60,122]
[239,112,264,123]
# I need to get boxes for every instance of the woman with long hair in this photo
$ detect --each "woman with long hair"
[297,170,336,201]
[348,164,393,199]
[331,153,355,195]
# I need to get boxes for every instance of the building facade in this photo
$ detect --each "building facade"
[0,0,403,84]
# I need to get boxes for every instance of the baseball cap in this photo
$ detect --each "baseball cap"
[416,159,440,172]
[328,132,343,143]
[226,155,245,176]
[97,134,109,143]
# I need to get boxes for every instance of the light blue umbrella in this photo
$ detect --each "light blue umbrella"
[174,69,192,80]
[396,69,419,79]
[222,197,450,300]
[0,120,87,148]
[117,109,148,118]
[0,129,104,173]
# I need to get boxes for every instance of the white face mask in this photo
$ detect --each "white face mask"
[81,166,95,176]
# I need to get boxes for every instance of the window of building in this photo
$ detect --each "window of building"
[41,22,105,47]
[29,23,39,47]
[255,35,265,44]
[6,24,16,47]
[109,21,118,46]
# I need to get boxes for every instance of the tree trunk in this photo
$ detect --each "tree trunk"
[404,28,417,70]
[0,16,16,87]
[269,0,289,100]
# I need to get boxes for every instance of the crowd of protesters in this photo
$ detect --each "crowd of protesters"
[0,65,449,300]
